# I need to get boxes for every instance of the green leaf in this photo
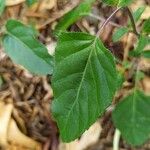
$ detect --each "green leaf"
[133,6,146,22]
[3,19,53,75]
[112,27,128,42]
[128,7,145,27]
[112,90,150,146]
[131,36,149,55]
[136,71,145,81]
[55,0,95,31]
[129,50,141,57]
[141,50,150,58]
[0,0,5,15]
[52,32,117,142]
[134,36,150,54]
[118,0,133,7]
[102,0,133,6]
[26,0,37,6]
[102,0,118,6]
[142,18,150,34]
[5,19,38,37]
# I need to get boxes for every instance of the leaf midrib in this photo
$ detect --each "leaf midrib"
[131,90,137,140]
[62,41,95,134]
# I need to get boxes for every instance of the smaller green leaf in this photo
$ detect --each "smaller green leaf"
[112,27,128,42]
[129,36,150,57]
[136,71,145,81]
[102,0,133,7]
[132,36,149,54]
[55,0,95,31]
[113,90,150,146]
[141,50,150,58]
[142,18,150,34]
[133,6,146,22]
[0,0,5,15]
[26,0,37,6]
[118,0,133,7]
[127,7,145,28]
[129,50,141,57]
[3,19,53,75]
[102,0,118,6]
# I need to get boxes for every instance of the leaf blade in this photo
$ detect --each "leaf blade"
[0,0,5,15]
[112,90,150,146]
[55,0,95,31]
[142,18,150,34]
[3,19,53,75]
[112,27,128,42]
[52,32,117,142]
[102,0,118,6]
[133,6,146,22]
[118,0,133,7]
[130,35,149,56]
[141,50,150,58]
[102,0,133,6]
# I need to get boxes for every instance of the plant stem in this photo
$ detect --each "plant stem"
[96,7,140,39]
[113,129,121,150]
[96,7,122,38]
[134,58,141,90]
[125,7,140,36]
[89,13,122,28]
